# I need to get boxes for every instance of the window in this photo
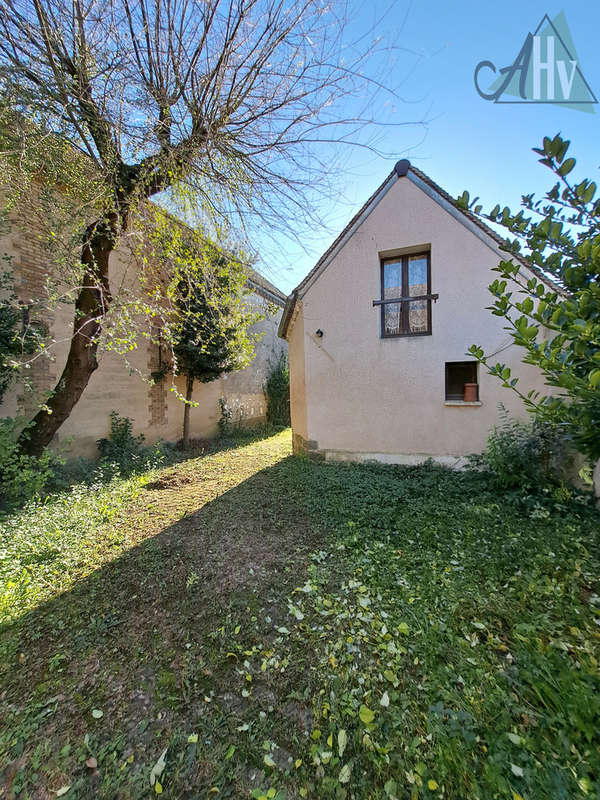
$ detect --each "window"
[376,252,435,337]
[445,361,478,401]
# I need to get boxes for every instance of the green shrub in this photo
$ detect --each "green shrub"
[472,407,570,490]
[97,411,164,476]
[0,418,62,509]
[264,353,290,426]
[0,270,45,404]
[218,397,233,437]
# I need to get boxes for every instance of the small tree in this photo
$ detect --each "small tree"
[265,353,290,427]
[459,134,600,465]
[171,239,261,448]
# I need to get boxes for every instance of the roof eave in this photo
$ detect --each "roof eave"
[278,291,297,339]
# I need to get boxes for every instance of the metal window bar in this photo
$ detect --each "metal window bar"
[372,293,439,307]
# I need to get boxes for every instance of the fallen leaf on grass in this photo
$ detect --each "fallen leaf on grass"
[150,748,167,787]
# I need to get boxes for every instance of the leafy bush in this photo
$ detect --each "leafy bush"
[97,411,164,476]
[264,353,290,426]
[472,408,569,490]
[0,418,62,509]
[462,135,600,463]
[0,270,45,404]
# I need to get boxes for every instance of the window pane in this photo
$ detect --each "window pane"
[408,255,427,297]
[445,362,478,400]
[409,299,428,333]
[383,302,402,335]
[383,260,402,299]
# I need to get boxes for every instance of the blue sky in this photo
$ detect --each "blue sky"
[266,1,600,295]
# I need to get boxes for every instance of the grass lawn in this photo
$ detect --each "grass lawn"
[1,429,599,799]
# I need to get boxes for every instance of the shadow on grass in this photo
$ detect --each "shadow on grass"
[0,449,325,797]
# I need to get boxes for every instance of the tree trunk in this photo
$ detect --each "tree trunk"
[182,374,194,449]
[19,216,118,457]
[594,458,600,504]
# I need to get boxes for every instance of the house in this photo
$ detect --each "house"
[278,159,558,466]
[0,204,287,456]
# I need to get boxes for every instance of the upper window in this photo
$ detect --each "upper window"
[378,252,434,337]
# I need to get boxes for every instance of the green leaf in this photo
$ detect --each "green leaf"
[359,705,375,724]
[521,297,534,314]
[558,158,575,176]
[338,763,352,783]
[383,669,398,685]
[588,369,600,388]
[510,763,524,777]
[91,709,103,719]
[338,729,347,757]
[507,732,521,745]
[225,744,236,760]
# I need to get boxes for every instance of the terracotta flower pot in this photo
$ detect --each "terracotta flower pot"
[463,382,478,402]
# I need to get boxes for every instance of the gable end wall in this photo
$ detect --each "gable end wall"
[296,174,549,461]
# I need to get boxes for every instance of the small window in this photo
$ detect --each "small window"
[445,361,479,401]
[378,252,434,337]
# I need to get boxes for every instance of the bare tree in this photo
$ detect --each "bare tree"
[0,0,418,455]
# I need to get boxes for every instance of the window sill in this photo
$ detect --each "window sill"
[444,400,482,407]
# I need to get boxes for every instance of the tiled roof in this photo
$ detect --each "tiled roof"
[247,268,286,305]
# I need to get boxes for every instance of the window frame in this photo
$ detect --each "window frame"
[445,360,479,401]
[378,251,434,338]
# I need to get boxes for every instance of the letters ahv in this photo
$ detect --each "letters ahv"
[473,13,597,111]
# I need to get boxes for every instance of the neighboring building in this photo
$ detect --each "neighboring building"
[0,207,287,457]
[279,159,560,466]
